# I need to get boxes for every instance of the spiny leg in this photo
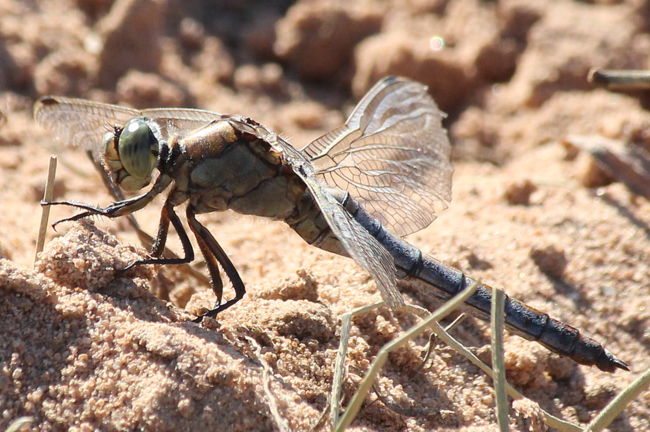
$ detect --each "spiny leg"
[186,206,245,322]
[119,201,196,273]
[192,225,224,305]
[43,190,158,230]
[43,172,172,229]
[43,200,117,229]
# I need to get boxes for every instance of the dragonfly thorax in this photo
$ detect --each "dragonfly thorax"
[102,116,160,191]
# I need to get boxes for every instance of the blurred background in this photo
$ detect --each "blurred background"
[3,0,650,162]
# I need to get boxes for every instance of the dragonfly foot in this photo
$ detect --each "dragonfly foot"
[41,200,98,230]
[115,260,141,277]
[51,214,87,231]
[192,297,242,323]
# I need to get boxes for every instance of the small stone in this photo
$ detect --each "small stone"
[503,179,537,205]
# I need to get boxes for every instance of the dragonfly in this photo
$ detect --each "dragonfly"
[34,76,628,373]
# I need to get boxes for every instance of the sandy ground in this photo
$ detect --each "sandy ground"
[1,0,650,430]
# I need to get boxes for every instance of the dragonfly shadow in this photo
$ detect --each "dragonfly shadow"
[337,307,483,427]
[538,369,632,428]
[544,277,594,313]
[598,191,650,240]
[96,277,179,322]
[355,379,453,427]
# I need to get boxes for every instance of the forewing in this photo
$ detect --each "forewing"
[34,97,141,157]
[34,97,227,158]
[140,107,233,139]
[302,76,453,237]
[244,119,404,309]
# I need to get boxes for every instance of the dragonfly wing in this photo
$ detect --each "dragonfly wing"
[34,97,229,158]
[140,108,233,139]
[34,97,141,157]
[302,76,453,237]
[246,120,404,309]
[302,174,404,309]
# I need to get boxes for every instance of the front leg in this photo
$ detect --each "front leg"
[43,196,150,230]
[42,172,173,228]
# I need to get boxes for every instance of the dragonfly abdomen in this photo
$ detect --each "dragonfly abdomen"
[342,193,628,372]
[285,191,350,257]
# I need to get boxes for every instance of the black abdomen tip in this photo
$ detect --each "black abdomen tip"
[598,350,629,372]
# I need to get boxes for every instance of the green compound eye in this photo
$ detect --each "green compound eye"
[118,117,158,180]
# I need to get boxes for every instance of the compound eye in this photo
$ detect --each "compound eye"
[118,117,158,180]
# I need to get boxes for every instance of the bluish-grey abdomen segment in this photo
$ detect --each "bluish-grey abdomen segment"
[342,193,626,372]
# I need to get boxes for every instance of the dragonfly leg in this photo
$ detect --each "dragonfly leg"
[149,202,172,258]
[44,193,156,231]
[187,221,224,305]
[118,201,195,273]
[84,150,210,286]
[186,206,245,322]
[43,173,172,230]
[41,199,115,230]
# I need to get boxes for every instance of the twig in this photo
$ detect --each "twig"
[565,135,650,200]
[585,366,650,432]
[5,416,33,432]
[245,336,291,432]
[588,68,650,90]
[334,280,480,431]
[34,155,57,266]
[491,286,509,432]
[330,301,383,428]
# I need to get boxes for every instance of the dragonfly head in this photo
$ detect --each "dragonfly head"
[102,117,160,191]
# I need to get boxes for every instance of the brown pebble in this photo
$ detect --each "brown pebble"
[503,179,537,205]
